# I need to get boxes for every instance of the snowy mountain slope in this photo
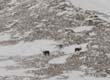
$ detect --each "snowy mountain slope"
[0,0,110,80]
[69,0,110,16]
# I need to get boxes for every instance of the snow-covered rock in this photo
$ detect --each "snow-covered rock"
[73,26,95,33]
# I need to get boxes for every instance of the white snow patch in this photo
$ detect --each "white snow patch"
[89,32,96,36]
[48,55,69,64]
[92,45,99,48]
[56,11,73,16]
[73,26,95,33]
[0,68,37,77]
[0,33,11,42]
[56,11,68,16]
[106,54,110,57]
[80,65,88,70]
[0,40,58,56]
[0,60,17,67]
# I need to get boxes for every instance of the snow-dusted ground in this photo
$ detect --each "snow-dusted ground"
[0,26,93,79]
[0,40,56,77]
[0,33,11,42]
[0,26,95,79]
[0,39,89,78]
[0,68,38,77]
[0,60,17,67]
[0,0,110,79]
[69,0,110,16]
[0,25,92,56]
[46,70,110,80]
[0,40,58,56]
[48,55,69,64]
[73,26,95,33]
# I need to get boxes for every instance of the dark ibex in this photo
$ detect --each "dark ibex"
[75,47,82,52]
[43,50,50,56]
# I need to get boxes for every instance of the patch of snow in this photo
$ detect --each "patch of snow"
[36,23,44,28]
[0,60,17,67]
[0,68,37,77]
[56,11,68,16]
[48,55,69,64]
[29,3,39,10]
[0,33,11,42]
[80,65,88,70]
[73,26,95,33]
[92,45,99,48]
[56,11,73,16]
[0,40,58,56]
[106,54,110,57]
[59,1,71,6]
[89,32,96,36]
[61,44,79,54]
[86,37,96,40]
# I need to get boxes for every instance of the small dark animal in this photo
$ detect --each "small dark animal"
[94,15,98,18]
[43,50,50,56]
[58,44,63,49]
[65,28,75,33]
[75,48,82,52]
[88,20,93,24]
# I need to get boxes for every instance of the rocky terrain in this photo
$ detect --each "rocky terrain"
[0,0,110,80]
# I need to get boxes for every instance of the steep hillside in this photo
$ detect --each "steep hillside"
[0,0,110,80]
